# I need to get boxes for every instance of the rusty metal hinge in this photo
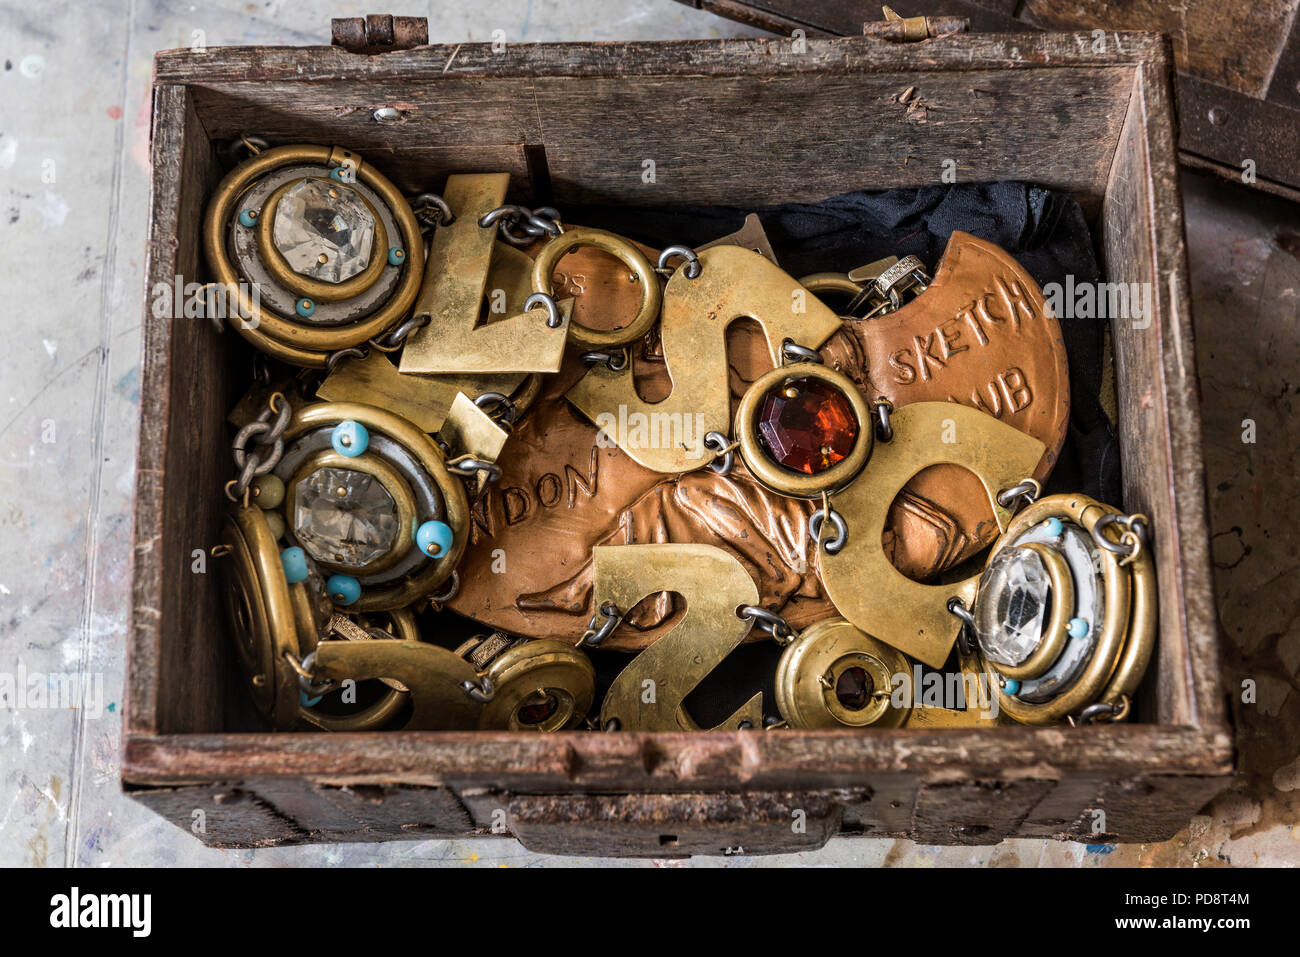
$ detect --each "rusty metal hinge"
[331,15,428,54]
[863,5,968,42]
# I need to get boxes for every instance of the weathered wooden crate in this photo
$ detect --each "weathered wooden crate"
[125,25,1231,855]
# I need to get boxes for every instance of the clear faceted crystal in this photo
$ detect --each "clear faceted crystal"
[973,546,1050,666]
[272,178,375,283]
[293,467,398,568]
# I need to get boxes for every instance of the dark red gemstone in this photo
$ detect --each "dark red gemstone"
[517,691,559,726]
[757,376,859,475]
[834,666,873,711]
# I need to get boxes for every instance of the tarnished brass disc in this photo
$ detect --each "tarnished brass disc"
[478,639,596,732]
[774,617,911,729]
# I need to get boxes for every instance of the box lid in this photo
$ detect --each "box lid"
[675,0,1300,200]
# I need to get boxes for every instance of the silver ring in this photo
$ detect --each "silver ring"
[874,401,894,442]
[737,604,793,640]
[524,291,564,329]
[581,601,622,647]
[996,479,1041,510]
[1092,512,1147,556]
[657,245,701,279]
[781,340,823,365]
[410,192,454,227]
[703,431,734,475]
[461,676,496,703]
[447,455,502,483]
[473,391,517,425]
[809,508,848,554]
[581,349,628,372]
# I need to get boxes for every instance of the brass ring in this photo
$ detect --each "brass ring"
[282,402,468,612]
[1096,520,1157,707]
[530,226,661,349]
[375,606,421,642]
[255,177,390,303]
[988,542,1074,682]
[988,496,1132,725]
[202,144,424,367]
[734,362,874,498]
[799,272,864,298]
[284,447,418,578]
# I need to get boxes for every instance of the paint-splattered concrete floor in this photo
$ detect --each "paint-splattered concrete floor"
[0,0,1295,867]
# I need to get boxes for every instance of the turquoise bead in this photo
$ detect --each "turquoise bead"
[238,208,258,227]
[1068,617,1090,639]
[415,520,454,558]
[387,246,406,266]
[300,690,323,708]
[1002,678,1021,695]
[1044,517,1063,536]
[280,547,309,583]
[327,574,362,605]
[295,298,316,318]
[329,167,347,181]
[331,419,369,457]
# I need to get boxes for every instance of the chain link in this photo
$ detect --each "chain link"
[579,601,623,647]
[409,192,454,231]
[738,605,795,644]
[226,393,291,502]
[479,204,563,245]
[655,245,701,279]
[995,478,1042,512]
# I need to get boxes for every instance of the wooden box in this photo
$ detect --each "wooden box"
[125,26,1232,855]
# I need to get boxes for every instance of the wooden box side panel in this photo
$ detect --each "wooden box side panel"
[127,769,1227,852]
[1101,60,1225,731]
[178,67,1133,211]
[130,85,232,736]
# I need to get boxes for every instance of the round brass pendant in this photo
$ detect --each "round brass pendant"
[979,494,1155,725]
[277,401,469,612]
[217,505,303,727]
[734,361,875,498]
[774,617,910,729]
[530,226,662,349]
[477,639,596,732]
[202,144,423,367]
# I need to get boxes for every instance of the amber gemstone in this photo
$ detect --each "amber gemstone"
[517,691,559,726]
[757,376,858,475]
[834,666,873,711]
